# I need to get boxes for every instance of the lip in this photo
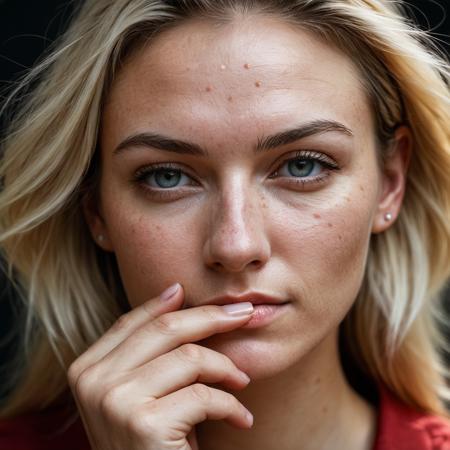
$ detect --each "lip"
[204,292,289,307]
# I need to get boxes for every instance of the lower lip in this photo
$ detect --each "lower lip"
[240,303,290,329]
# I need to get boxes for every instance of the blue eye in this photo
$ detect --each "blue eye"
[137,166,193,189]
[271,151,339,181]
[283,159,317,177]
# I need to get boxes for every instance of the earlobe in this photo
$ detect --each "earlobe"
[82,192,114,251]
[371,126,412,234]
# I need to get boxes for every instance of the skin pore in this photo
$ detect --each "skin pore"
[85,12,410,450]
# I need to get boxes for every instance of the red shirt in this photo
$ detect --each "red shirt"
[0,386,449,449]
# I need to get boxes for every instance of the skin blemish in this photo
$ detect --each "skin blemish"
[228,95,233,102]
[338,235,343,240]
[345,196,351,203]
[322,406,328,414]
[244,63,251,69]
[359,185,365,192]
[314,376,321,385]
[327,222,333,228]
[255,81,261,87]
[220,64,226,70]
[205,85,213,92]
[313,213,321,219]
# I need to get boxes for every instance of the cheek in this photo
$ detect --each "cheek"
[105,205,198,306]
[276,194,374,323]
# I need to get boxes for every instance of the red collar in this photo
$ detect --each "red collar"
[372,385,450,450]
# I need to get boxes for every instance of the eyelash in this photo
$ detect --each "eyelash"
[132,150,340,201]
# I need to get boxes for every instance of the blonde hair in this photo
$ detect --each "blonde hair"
[1,0,449,419]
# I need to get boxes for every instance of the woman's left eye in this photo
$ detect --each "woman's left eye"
[269,150,340,185]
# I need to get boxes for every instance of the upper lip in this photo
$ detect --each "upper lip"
[205,292,289,306]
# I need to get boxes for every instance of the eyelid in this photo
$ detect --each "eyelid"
[133,162,199,185]
[270,149,339,176]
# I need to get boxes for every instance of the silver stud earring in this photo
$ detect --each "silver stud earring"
[97,234,105,243]
[384,212,393,222]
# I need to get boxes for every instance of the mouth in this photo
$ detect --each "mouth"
[204,292,289,307]
[182,292,291,329]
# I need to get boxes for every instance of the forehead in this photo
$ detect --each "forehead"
[102,14,371,147]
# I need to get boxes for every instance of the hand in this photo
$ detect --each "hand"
[67,283,254,450]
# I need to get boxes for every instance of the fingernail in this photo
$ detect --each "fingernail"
[245,409,254,426]
[160,283,181,301]
[222,302,254,316]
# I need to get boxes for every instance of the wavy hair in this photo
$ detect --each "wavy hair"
[0,0,449,418]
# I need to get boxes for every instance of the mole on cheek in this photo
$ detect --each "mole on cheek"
[255,81,261,88]
[327,222,333,228]
[205,85,212,92]
[244,63,251,69]
[313,213,321,219]
[228,95,233,102]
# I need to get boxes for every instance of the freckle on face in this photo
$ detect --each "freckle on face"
[313,213,321,219]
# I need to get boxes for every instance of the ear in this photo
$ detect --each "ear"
[82,192,114,252]
[371,125,412,234]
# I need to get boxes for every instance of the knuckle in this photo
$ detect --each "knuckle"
[111,312,133,332]
[153,313,179,335]
[100,385,127,417]
[177,343,203,363]
[126,406,158,438]
[199,305,220,322]
[190,383,212,403]
[74,367,94,394]
[67,360,82,387]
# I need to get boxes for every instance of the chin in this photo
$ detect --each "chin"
[198,333,303,381]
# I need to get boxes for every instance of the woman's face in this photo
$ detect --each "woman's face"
[88,15,407,378]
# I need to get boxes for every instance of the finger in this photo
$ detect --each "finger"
[116,343,251,401]
[98,303,254,372]
[68,283,184,381]
[129,384,253,442]
[152,384,253,432]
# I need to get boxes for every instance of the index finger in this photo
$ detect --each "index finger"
[69,283,184,374]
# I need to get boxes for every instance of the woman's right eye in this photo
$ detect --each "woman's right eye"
[138,166,192,189]
[132,163,199,201]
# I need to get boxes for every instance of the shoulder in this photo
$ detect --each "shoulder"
[373,385,450,450]
[0,406,89,450]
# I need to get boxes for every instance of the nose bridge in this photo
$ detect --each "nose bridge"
[203,174,270,272]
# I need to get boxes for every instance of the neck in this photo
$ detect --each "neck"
[196,332,377,450]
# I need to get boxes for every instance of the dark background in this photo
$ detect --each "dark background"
[0,0,449,402]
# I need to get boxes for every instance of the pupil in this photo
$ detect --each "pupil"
[290,159,314,177]
[155,169,180,188]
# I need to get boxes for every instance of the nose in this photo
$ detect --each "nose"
[203,179,271,273]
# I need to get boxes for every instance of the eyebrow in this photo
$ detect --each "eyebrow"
[113,119,353,157]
